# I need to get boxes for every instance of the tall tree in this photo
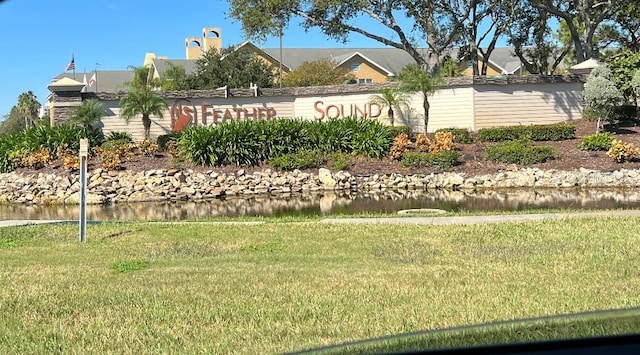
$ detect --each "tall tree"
[159,62,191,91]
[368,87,410,127]
[607,49,640,102]
[227,0,470,73]
[508,1,570,74]
[120,88,168,139]
[189,47,274,89]
[443,0,513,75]
[598,1,640,53]
[530,0,615,63]
[16,91,41,129]
[439,56,464,77]
[122,66,158,90]
[583,66,623,132]
[396,63,446,133]
[282,59,355,87]
[69,99,106,144]
[0,107,25,135]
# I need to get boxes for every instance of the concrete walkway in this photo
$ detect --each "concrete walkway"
[320,210,640,225]
[1,210,639,229]
[0,220,76,228]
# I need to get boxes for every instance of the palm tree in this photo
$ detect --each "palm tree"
[396,63,446,133]
[16,91,41,129]
[120,88,168,139]
[368,87,410,127]
[69,99,106,143]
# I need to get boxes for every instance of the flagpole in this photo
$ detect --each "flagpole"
[73,52,76,80]
[95,63,101,93]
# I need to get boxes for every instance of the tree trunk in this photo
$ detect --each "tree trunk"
[388,107,394,127]
[143,115,152,139]
[423,94,430,133]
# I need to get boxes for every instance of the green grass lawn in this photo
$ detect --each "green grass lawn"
[1,217,639,354]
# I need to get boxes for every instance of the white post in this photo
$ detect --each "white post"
[79,139,88,242]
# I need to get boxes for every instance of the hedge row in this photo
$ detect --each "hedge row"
[477,123,575,142]
[485,139,557,164]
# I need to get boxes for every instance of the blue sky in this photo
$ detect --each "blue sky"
[0,0,507,118]
[0,0,397,118]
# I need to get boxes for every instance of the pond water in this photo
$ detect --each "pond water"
[1,188,640,222]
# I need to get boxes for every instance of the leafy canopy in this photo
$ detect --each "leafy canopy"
[16,91,41,129]
[282,59,355,87]
[583,66,624,132]
[189,47,275,89]
[120,88,168,139]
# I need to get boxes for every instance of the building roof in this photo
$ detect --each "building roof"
[48,46,527,95]
[570,58,602,70]
[47,77,86,92]
[53,70,134,93]
[261,47,419,74]
[260,46,523,75]
[151,59,199,77]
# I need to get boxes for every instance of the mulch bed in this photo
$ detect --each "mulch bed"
[13,119,640,178]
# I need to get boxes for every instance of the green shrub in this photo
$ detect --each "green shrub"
[579,132,614,151]
[101,139,135,152]
[178,125,221,166]
[47,123,91,150]
[436,127,473,144]
[428,150,461,169]
[107,131,133,142]
[527,123,576,141]
[350,119,395,158]
[582,106,598,121]
[0,123,87,173]
[0,133,21,172]
[401,150,460,169]
[157,132,182,151]
[485,139,557,164]
[270,150,326,171]
[307,117,394,157]
[178,117,395,167]
[477,123,575,142]
[330,152,351,171]
[614,105,638,121]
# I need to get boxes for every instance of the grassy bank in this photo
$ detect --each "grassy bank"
[1,217,639,353]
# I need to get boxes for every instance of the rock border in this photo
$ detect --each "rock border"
[1,166,640,205]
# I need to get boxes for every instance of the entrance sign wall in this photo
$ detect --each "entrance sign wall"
[48,77,585,141]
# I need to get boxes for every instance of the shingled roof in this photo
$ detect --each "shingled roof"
[151,59,199,77]
[50,45,526,94]
[53,70,134,93]
[259,47,522,75]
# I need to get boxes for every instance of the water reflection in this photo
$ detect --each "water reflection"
[1,188,640,221]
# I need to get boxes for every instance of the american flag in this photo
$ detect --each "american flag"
[66,56,75,71]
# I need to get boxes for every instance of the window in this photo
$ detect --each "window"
[351,62,360,72]
[358,78,373,84]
